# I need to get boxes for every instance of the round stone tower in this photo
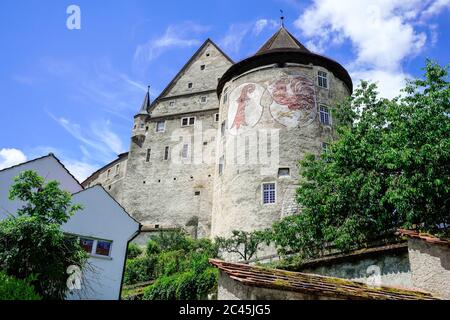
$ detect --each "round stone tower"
[211,27,353,238]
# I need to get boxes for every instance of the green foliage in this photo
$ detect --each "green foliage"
[8,170,83,224]
[215,230,270,261]
[124,256,157,285]
[0,272,41,300]
[272,60,450,257]
[127,243,143,259]
[123,231,219,300]
[0,170,87,299]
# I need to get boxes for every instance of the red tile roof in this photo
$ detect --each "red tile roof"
[210,259,437,300]
[397,229,450,246]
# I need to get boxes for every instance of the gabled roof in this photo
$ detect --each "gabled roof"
[148,38,234,112]
[210,259,437,300]
[256,26,310,55]
[0,153,82,188]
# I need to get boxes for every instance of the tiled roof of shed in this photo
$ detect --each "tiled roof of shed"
[210,259,437,300]
[397,229,450,246]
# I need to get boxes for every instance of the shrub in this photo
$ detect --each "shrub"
[0,272,41,300]
[124,256,157,285]
[127,243,143,259]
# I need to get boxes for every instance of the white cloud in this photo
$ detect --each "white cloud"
[294,0,449,98]
[220,19,279,55]
[0,148,27,170]
[134,22,209,66]
[49,114,125,163]
[63,159,98,182]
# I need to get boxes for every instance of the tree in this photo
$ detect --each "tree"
[272,60,450,258]
[0,170,88,299]
[0,272,41,300]
[215,230,270,261]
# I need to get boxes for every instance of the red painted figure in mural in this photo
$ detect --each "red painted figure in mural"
[231,84,256,130]
[271,76,314,111]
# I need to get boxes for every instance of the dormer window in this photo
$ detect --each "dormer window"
[318,71,328,88]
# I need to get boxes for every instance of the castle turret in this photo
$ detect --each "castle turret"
[132,87,151,147]
[211,26,352,238]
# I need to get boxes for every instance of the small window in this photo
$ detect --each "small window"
[169,101,175,107]
[218,155,225,175]
[115,164,120,174]
[318,71,328,88]
[263,183,276,204]
[319,105,331,125]
[194,191,201,196]
[155,224,160,229]
[107,169,111,179]
[201,96,207,103]
[146,148,151,162]
[223,87,228,104]
[95,240,112,256]
[322,142,329,153]
[182,144,189,159]
[80,238,94,254]
[140,122,145,129]
[188,82,193,89]
[214,113,220,122]
[206,52,210,57]
[181,117,195,127]
[221,121,226,136]
[200,65,205,70]
[156,120,165,132]
[278,168,290,177]
[164,146,170,160]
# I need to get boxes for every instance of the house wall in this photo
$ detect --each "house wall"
[299,247,413,289]
[218,270,337,300]
[211,64,350,238]
[63,186,140,300]
[407,238,450,299]
[0,155,82,220]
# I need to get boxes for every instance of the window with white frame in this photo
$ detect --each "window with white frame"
[164,146,170,160]
[156,120,165,132]
[318,71,328,88]
[214,113,220,122]
[200,96,207,103]
[79,237,113,257]
[319,105,331,125]
[218,155,225,175]
[140,122,145,129]
[181,117,195,127]
[262,183,276,204]
[182,144,189,159]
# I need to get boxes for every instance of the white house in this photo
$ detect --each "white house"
[0,153,141,300]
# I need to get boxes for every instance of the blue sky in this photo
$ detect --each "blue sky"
[0,0,449,180]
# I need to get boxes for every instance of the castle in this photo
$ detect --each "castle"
[82,26,353,240]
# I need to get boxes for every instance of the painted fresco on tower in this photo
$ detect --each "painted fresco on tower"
[268,75,317,128]
[228,83,264,135]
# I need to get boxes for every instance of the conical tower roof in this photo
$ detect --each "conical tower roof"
[256,26,310,55]
[217,26,353,95]
[135,86,150,117]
